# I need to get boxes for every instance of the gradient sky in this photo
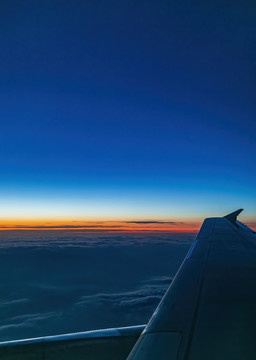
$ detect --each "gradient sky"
[0,1,256,228]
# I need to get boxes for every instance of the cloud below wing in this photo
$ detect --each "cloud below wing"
[0,232,191,340]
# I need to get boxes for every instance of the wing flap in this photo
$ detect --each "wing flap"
[0,325,145,360]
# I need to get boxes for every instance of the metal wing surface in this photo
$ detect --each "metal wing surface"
[127,209,256,360]
[0,325,145,360]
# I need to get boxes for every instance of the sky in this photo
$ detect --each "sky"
[0,1,256,229]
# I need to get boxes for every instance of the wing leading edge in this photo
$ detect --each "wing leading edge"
[127,210,256,360]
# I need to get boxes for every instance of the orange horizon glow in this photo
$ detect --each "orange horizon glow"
[1,216,255,232]
[0,217,201,232]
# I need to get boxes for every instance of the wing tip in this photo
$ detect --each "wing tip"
[224,209,244,224]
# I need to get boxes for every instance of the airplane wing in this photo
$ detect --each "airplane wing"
[127,209,256,360]
[0,210,255,360]
[0,325,145,360]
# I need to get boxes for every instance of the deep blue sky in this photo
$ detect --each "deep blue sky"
[0,1,255,220]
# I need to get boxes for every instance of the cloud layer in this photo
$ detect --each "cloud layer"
[0,230,194,248]
[0,232,192,340]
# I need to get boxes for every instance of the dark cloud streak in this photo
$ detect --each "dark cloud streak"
[125,221,184,225]
[0,225,123,229]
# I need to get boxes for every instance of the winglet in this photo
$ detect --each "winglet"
[224,209,243,224]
